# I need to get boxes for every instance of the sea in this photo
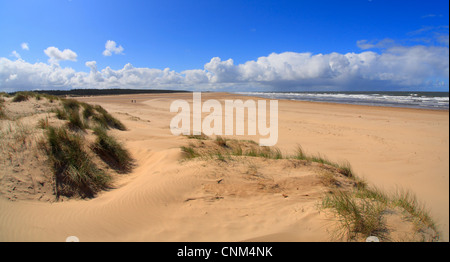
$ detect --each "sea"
[234,91,449,110]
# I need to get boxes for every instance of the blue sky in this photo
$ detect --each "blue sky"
[0,0,448,92]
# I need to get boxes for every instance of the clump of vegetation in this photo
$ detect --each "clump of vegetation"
[182,136,285,161]
[91,127,133,173]
[391,189,437,233]
[186,133,210,140]
[0,101,6,120]
[37,117,50,129]
[62,99,81,111]
[0,92,11,97]
[181,145,200,159]
[215,136,228,147]
[41,94,59,103]
[40,126,111,198]
[2,91,131,200]
[81,103,95,120]
[91,105,126,131]
[67,109,86,130]
[295,146,354,178]
[12,92,30,102]
[322,189,387,240]
[321,185,440,242]
[54,108,68,120]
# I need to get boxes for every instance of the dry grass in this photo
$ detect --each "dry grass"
[0,102,7,120]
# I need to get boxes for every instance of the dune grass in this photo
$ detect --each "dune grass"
[12,92,30,102]
[54,108,68,120]
[41,126,111,198]
[186,133,210,140]
[0,101,6,120]
[62,99,81,111]
[391,189,438,233]
[322,189,387,241]
[181,145,200,159]
[37,117,50,129]
[91,105,127,131]
[91,127,133,173]
[82,103,95,120]
[295,145,354,178]
[66,108,86,130]
[2,92,131,200]
[321,184,440,241]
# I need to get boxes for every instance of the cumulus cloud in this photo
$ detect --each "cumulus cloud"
[21,43,29,51]
[1,43,448,92]
[44,46,77,64]
[103,40,124,56]
[0,57,83,91]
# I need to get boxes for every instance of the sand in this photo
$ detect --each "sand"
[0,92,448,242]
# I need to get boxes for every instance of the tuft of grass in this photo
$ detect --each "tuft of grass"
[66,109,86,130]
[295,145,308,160]
[12,92,30,102]
[293,145,354,178]
[62,99,81,111]
[215,136,228,147]
[37,117,50,129]
[0,92,11,98]
[42,94,59,103]
[91,127,133,173]
[91,105,127,130]
[186,133,210,140]
[322,189,387,241]
[41,126,111,198]
[181,145,199,159]
[0,103,7,120]
[337,162,354,178]
[322,185,440,241]
[54,108,68,120]
[82,103,95,120]
[391,189,438,233]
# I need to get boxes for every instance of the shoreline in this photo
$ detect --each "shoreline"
[231,92,449,112]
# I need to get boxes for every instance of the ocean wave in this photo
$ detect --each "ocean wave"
[235,92,449,110]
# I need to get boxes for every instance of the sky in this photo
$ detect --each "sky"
[0,0,448,92]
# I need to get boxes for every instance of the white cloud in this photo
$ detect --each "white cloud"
[0,44,448,92]
[357,39,395,50]
[44,46,77,64]
[103,40,124,56]
[21,43,29,51]
[11,51,21,59]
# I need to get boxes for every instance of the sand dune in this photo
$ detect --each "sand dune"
[0,93,448,241]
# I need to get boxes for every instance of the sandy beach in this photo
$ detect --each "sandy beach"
[0,92,448,242]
